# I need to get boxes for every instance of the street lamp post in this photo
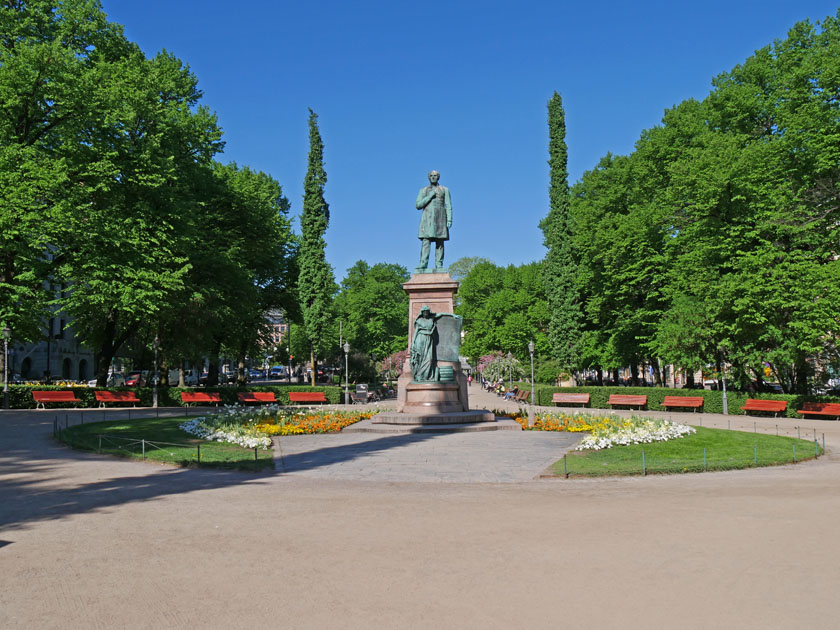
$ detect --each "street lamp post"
[153,334,160,408]
[344,342,350,405]
[507,352,513,390]
[528,340,535,427]
[3,326,10,410]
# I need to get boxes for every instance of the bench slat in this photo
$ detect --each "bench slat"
[180,392,222,405]
[32,391,81,409]
[288,392,328,404]
[94,391,140,407]
[608,394,647,408]
[797,402,840,417]
[662,396,704,410]
[741,399,787,416]
[237,392,277,404]
[552,393,590,406]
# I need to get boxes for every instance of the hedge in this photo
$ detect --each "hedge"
[2,384,343,409]
[530,385,840,419]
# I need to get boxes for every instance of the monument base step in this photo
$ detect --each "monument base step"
[343,416,521,434]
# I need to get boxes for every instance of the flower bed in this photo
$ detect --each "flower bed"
[512,411,695,450]
[180,404,374,448]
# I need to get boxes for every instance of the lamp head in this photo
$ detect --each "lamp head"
[528,340,535,354]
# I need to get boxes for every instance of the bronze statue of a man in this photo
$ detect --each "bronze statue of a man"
[415,170,452,273]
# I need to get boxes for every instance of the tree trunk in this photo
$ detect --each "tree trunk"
[685,369,695,388]
[596,368,603,386]
[207,338,221,386]
[630,361,639,386]
[310,344,316,387]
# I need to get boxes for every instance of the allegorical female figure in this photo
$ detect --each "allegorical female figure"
[410,306,444,381]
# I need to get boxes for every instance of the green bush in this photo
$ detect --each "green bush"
[533,385,839,419]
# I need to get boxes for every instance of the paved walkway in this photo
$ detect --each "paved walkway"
[2,396,840,628]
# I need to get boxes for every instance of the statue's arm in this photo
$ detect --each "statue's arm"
[416,187,435,210]
[444,187,452,227]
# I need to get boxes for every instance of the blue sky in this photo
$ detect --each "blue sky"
[101,0,839,279]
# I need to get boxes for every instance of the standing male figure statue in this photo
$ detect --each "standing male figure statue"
[415,170,452,272]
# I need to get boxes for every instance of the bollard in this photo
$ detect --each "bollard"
[142,439,145,460]
[642,450,646,476]
[703,447,707,472]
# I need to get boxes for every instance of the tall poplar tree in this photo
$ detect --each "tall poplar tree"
[539,92,581,372]
[298,109,335,386]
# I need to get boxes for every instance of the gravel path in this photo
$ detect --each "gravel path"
[2,399,839,629]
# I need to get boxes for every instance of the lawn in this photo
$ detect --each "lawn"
[552,426,822,477]
[57,415,274,471]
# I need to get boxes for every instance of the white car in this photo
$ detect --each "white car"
[87,373,126,387]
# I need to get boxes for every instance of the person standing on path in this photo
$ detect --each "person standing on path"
[415,170,452,272]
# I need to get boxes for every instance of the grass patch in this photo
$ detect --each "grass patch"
[58,415,274,471]
[551,426,822,477]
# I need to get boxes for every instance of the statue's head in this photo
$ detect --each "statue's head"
[419,306,432,318]
[428,170,440,184]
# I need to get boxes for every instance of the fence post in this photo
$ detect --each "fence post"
[254,447,258,470]
[703,447,707,472]
[815,438,819,458]
[776,424,778,436]
[563,454,567,478]
[793,443,796,463]
[754,445,757,465]
[98,435,102,453]
[642,450,646,476]
[142,439,145,460]
[197,443,201,465]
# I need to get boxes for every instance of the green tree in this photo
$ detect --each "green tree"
[540,92,581,370]
[333,260,409,358]
[297,109,336,386]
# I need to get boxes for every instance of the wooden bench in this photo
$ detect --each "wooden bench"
[608,394,647,410]
[552,393,590,407]
[180,391,222,406]
[94,391,140,408]
[740,399,788,417]
[237,392,278,405]
[513,389,531,403]
[288,391,328,405]
[662,396,704,412]
[32,390,81,409]
[796,402,840,419]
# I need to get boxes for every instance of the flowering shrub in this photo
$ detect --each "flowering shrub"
[179,404,373,449]
[512,411,695,450]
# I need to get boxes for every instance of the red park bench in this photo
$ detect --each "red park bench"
[237,392,278,405]
[288,391,328,405]
[180,391,222,406]
[662,396,704,412]
[552,393,590,407]
[608,394,647,410]
[740,399,788,417]
[32,390,81,409]
[796,402,840,419]
[94,391,140,408]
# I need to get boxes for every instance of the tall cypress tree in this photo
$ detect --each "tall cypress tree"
[298,109,335,386]
[539,92,581,372]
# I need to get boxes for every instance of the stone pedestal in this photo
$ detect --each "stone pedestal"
[366,272,513,433]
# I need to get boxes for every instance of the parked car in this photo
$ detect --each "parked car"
[249,368,266,380]
[87,372,126,387]
[269,365,285,378]
[168,369,199,387]
[125,371,147,387]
